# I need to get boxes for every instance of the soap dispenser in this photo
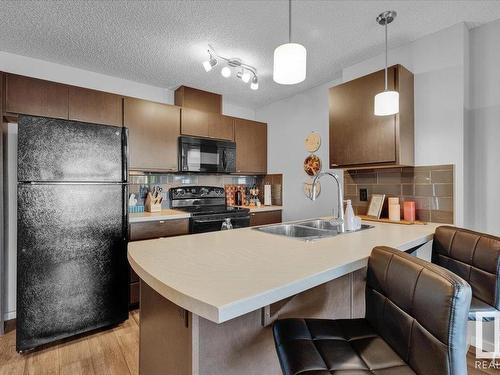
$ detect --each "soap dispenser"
[344,200,356,231]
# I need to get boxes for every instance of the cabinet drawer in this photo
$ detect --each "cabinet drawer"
[129,218,189,241]
[250,210,282,227]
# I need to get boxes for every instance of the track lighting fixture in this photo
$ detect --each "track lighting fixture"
[202,45,259,90]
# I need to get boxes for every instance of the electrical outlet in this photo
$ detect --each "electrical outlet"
[360,188,368,201]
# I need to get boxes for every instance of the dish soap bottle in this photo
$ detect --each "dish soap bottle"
[221,218,233,230]
[344,200,356,231]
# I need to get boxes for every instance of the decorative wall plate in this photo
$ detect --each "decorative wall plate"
[304,179,321,200]
[304,154,321,176]
[304,132,321,152]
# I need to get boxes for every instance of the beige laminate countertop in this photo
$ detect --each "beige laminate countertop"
[128,209,190,223]
[128,206,282,223]
[128,219,440,323]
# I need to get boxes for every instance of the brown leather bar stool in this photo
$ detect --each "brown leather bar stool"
[432,226,500,321]
[272,246,471,375]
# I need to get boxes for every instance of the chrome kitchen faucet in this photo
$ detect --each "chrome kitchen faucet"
[311,172,345,232]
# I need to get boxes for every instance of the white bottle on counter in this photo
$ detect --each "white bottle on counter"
[344,200,356,231]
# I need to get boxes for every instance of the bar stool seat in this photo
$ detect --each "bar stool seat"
[432,226,500,322]
[273,318,415,375]
[272,246,471,375]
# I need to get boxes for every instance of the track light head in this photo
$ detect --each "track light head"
[202,55,217,72]
[250,76,259,90]
[221,66,231,78]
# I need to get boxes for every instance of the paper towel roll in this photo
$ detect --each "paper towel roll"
[264,184,272,206]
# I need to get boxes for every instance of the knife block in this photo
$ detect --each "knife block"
[145,192,162,212]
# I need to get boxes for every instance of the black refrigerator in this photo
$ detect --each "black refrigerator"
[16,115,129,352]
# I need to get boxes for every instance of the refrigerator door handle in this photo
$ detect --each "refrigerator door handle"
[122,127,129,183]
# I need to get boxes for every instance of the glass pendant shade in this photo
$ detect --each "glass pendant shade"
[374,90,399,116]
[273,43,307,84]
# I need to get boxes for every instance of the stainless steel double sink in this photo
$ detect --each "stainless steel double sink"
[254,219,373,241]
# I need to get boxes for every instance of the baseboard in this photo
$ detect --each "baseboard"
[3,311,16,321]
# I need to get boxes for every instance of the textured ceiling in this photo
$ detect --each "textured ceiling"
[1,1,500,108]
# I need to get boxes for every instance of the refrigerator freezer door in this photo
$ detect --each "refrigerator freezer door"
[18,115,125,182]
[17,183,128,352]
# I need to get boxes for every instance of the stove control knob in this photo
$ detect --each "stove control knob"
[200,188,209,196]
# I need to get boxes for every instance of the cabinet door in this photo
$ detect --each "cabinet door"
[208,113,234,140]
[69,86,122,126]
[5,74,68,119]
[180,107,209,137]
[250,210,282,227]
[124,98,180,171]
[234,119,267,174]
[329,67,397,167]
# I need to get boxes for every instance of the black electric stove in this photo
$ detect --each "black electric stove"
[169,186,250,233]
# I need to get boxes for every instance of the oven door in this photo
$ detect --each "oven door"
[179,136,236,173]
[190,215,250,234]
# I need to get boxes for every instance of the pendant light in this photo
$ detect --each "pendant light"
[273,0,306,85]
[374,11,399,116]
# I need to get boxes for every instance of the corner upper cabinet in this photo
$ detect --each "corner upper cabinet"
[124,98,180,172]
[234,118,267,174]
[5,74,69,119]
[329,64,414,168]
[68,86,123,126]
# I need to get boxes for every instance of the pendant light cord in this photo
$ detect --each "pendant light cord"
[384,22,388,91]
[289,0,292,43]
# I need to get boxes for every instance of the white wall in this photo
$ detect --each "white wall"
[466,18,500,236]
[342,23,469,227]
[256,79,342,221]
[0,51,255,120]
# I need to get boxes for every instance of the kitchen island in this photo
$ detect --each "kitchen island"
[128,219,440,375]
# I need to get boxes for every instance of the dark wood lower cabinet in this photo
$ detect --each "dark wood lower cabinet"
[129,218,189,241]
[250,210,282,227]
[128,218,189,307]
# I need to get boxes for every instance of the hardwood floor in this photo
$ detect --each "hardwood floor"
[0,310,496,374]
[0,310,139,375]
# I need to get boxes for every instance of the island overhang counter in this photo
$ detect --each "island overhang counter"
[128,219,440,375]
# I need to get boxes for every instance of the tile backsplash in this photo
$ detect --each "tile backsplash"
[128,173,257,208]
[344,165,454,224]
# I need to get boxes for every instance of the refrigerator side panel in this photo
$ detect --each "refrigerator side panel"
[17,183,128,351]
[17,115,124,182]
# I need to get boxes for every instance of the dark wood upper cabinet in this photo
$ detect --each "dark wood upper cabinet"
[174,86,222,114]
[329,64,414,168]
[124,97,180,172]
[208,113,234,140]
[180,107,209,137]
[68,86,122,126]
[5,74,69,119]
[234,118,267,174]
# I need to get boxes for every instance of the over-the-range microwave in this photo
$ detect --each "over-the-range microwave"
[178,136,236,173]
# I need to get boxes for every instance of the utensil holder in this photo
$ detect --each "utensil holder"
[145,193,162,212]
